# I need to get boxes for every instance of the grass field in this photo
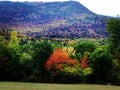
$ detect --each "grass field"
[0,82,120,90]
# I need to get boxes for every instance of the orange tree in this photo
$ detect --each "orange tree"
[45,48,92,83]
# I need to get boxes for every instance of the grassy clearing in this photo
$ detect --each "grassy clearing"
[0,82,120,90]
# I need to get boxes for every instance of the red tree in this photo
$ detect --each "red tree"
[80,56,88,69]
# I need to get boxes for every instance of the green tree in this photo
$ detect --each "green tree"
[0,41,11,80]
[8,30,21,62]
[7,30,22,81]
[107,18,120,85]
[33,41,53,82]
[19,52,34,81]
[107,18,120,60]
[89,47,113,84]
[18,38,34,81]
[74,41,96,60]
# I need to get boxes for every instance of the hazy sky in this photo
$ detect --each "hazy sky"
[1,0,120,17]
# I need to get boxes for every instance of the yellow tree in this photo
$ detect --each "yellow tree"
[8,30,21,61]
[62,46,75,57]
[9,30,19,48]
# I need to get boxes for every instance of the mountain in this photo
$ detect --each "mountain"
[0,1,109,39]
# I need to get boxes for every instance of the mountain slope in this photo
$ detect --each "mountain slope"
[24,1,94,17]
[0,1,109,38]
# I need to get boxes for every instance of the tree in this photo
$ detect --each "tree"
[107,18,120,84]
[62,46,75,58]
[45,48,82,82]
[45,48,92,83]
[8,30,21,62]
[107,18,120,85]
[74,41,96,60]
[45,48,76,74]
[89,47,113,84]
[80,56,88,69]
[7,30,22,81]
[9,30,19,48]
[33,41,53,82]
[0,41,11,80]
[107,18,120,60]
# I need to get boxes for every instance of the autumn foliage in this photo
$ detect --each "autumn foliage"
[45,48,77,76]
[62,46,75,56]
[80,56,88,69]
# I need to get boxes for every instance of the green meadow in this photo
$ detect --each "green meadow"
[0,82,120,90]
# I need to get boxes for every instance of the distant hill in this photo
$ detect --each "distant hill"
[0,1,109,39]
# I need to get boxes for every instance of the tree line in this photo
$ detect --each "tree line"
[0,18,120,85]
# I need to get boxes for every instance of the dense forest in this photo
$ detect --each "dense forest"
[0,18,120,85]
[0,1,108,38]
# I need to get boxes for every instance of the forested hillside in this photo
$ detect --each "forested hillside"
[0,1,108,38]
